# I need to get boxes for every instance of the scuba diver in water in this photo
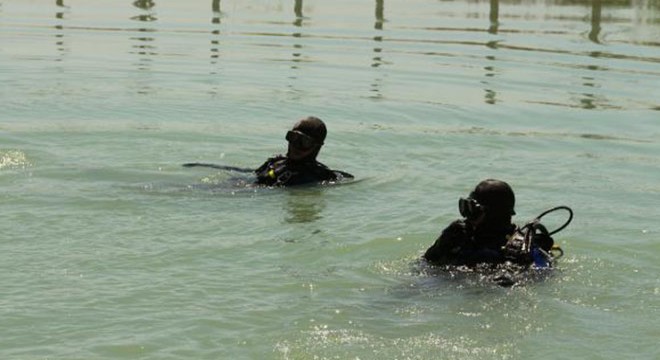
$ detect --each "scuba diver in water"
[423,179,567,269]
[254,116,353,187]
[183,116,352,187]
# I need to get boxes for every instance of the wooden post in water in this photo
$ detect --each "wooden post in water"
[488,0,499,34]
[589,0,602,44]
[375,0,384,31]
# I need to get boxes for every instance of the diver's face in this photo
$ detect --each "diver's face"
[478,210,513,229]
[287,142,319,161]
[286,131,321,161]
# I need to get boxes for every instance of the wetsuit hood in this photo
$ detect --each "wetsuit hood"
[471,179,516,216]
[291,116,327,145]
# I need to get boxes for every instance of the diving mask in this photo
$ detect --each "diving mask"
[458,197,484,220]
[286,130,321,150]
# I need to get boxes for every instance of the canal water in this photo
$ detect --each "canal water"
[1,0,659,359]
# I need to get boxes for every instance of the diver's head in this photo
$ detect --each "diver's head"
[459,179,516,225]
[286,116,326,161]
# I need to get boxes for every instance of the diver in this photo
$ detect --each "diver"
[423,179,566,268]
[254,116,353,187]
[183,116,352,187]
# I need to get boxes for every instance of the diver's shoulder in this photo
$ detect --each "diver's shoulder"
[445,219,468,231]
[315,160,353,179]
[261,154,287,165]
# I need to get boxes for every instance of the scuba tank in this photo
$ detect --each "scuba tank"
[502,206,573,268]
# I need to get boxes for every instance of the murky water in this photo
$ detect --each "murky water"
[1,0,659,359]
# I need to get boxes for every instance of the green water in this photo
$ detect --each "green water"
[1,0,659,359]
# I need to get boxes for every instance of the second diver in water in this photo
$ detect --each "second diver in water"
[183,116,353,187]
[423,179,570,269]
[254,116,353,187]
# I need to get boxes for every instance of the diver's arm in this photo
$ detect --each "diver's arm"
[182,163,254,172]
[423,220,469,265]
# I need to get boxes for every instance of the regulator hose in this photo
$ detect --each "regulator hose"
[533,205,574,236]
[509,205,573,264]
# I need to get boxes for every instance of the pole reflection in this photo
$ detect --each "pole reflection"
[294,0,303,26]
[285,0,305,98]
[28,0,659,109]
[212,0,221,23]
[483,0,499,105]
[291,0,304,70]
[581,0,604,109]
[488,0,499,34]
[370,0,385,99]
[210,0,222,72]
[372,0,384,68]
[209,0,223,95]
[589,0,602,44]
[375,0,384,31]
[132,0,157,22]
[56,0,65,19]
[54,0,68,60]
[131,0,158,94]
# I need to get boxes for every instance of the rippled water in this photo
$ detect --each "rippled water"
[1,0,659,359]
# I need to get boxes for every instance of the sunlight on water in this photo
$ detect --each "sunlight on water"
[0,150,30,170]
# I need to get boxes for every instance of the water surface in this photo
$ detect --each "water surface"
[1,0,659,359]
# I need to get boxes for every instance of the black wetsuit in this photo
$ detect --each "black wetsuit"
[254,155,351,187]
[423,220,517,267]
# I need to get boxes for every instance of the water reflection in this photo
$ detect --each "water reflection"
[488,0,499,35]
[482,0,499,104]
[577,64,609,110]
[375,0,384,31]
[291,0,304,69]
[373,0,384,67]
[294,0,303,26]
[475,0,659,108]
[131,0,158,94]
[132,0,157,22]
[370,0,385,99]
[56,0,65,19]
[209,0,223,94]
[212,0,221,24]
[284,190,325,224]
[21,0,660,109]
[589,0,602,43]
[284,0,306,98]
[210,0,222,70]
[54,0,68,60]
[482,56,497,105]
[582,0,607,109]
